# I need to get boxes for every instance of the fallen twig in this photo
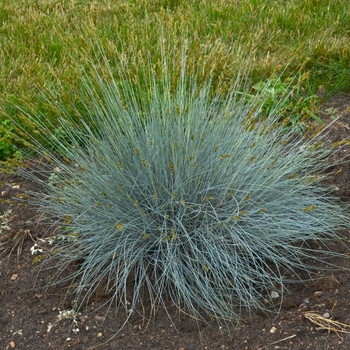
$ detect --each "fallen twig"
[258,334,297,349]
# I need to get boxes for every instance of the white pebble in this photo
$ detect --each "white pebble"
[270,291,279,299]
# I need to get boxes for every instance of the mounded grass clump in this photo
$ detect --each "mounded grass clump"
[21,58,349,330]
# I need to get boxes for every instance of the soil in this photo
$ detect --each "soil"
[1,95,350,350]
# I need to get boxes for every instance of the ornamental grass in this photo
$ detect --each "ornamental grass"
[19,54,350,332]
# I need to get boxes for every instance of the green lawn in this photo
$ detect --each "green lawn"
[0,0,349,149]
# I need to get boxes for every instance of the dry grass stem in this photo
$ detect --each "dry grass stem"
[303,312,350,334]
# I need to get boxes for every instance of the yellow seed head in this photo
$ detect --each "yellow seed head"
[303,205,317,213]
[168,162,175,173]
[116,161,124,170]
[307,176,318,184]
[141,159,150,167]
[52,248,63,255]
[249,156,256,163]
[115,223,124,231]
[170,227,177,240]
[219,154,232,159]
[32,255,44,264]
[63,215,73,224]
[63,157,72,164]
[268,157,278,168]
[308,141,323,150]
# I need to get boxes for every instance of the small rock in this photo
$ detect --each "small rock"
[323,312,331,319]
[269,326,277,333]
[9,341,15,348]
[298,303,309,311]
[314,291,323,297]
[270,291,279,299]
[10,274,18,281]
[94,315,104,322]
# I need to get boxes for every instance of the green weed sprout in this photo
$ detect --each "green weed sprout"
[20,56,350,332]
[0,119,18,160]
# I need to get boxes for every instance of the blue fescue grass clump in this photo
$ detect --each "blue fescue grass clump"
[21,58,350,329]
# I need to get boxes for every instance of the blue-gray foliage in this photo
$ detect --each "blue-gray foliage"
[22,59,350,329]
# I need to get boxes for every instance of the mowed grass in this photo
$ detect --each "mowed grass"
[0,0,349,129]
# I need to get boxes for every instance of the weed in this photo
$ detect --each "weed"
[249,75,322,129]
[0,120,18,160]
[0,208,33,260]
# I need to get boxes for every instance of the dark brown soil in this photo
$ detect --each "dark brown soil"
[1,95,350,350]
